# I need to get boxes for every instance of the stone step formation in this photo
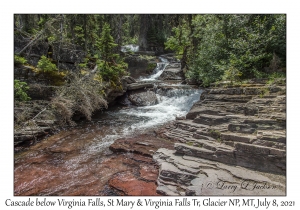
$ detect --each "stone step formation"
[154,79,286,196]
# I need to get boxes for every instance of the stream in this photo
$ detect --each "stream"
[14,56,202,195]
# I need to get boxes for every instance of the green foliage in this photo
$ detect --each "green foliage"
[38,15,48,28]
[14,14,286,88]
[268,72,286,81]
[222,65,242,83]
[36,56,66,85]
[14,80,31,101]
[97,23,118,60]
[147,62,157,70]
[186,142,194,146]
[97,59,127,84]
[165,20,190,60]
[146,28,167,48]
[223,15,276,79]
[169,14,286,86]
[138,54,156,61]
[209,129,221,139]
[37,56,57,72]
[122,35,138,45]
[14,55,27,65]
[259,88,270,98]
[47,36,56,44]
[121,15,140,45]
[74,25,85,46]
[78,57,89,69]
[179,15,228,86]
[266,72,286,85]
[96,23,128,84]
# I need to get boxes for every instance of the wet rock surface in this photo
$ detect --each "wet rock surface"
[154,80,286,195]
[158,62,184,81]
[124,55,158,79]
[109,134,174,156]
[128,90,158,106]
[108,171,159,196]
[14,130,174,196]
[103,134,175,195]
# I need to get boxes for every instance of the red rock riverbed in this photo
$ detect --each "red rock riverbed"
[14,125,174,196]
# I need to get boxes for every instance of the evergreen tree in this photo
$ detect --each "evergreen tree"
[96,23,127,86]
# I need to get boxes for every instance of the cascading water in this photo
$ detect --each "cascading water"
[14,55,203,196]
[140,57,169,81]
[112,88,202,134]
[120,44,139,52]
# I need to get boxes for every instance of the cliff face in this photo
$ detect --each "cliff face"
[154,79,286,195]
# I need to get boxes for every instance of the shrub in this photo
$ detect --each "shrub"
[222,66,242,84]
[138,54,156,61]
[51,73,107,125]
[14,80,31,101]
[147,62,157,72]
[14,55,27,65]
[37,55,57,72]
[267,72,286,85]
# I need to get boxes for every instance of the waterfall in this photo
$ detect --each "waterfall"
[117,55,201,133]
[121,44,139,52]
[140,57,169,81]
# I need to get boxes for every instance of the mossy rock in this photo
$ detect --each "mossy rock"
[146,62,157,73]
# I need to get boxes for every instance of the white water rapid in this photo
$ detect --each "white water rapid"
[93,56,202,144]
[140,57,169,81]
[121,44,140,52]
[14,55,203,196]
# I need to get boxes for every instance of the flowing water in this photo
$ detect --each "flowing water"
[140,57,169,81]
[120,44,139,53]
[14,56,202,195]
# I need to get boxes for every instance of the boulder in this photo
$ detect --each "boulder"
[128,90,158,106]
[120,76,137,91]
[105,88,125,104]
[124,55,156,79]
[121,76,136,84]
[158,63,185,81]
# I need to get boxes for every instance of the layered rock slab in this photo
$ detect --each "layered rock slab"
[155,81,286,195]
[154,148,285,196]
[103,134,175,195]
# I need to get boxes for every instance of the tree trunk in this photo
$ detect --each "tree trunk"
[70,15,75,45]
[57,15,64,71]
[116,14,123,52]
[138,15,149,50]
[83,15,87,52]
[21,14,30,32]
